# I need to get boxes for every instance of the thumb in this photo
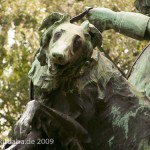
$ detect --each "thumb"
[85,7,93,17]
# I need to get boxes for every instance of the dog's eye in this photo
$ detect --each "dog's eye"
[73,35,82,53]
[53,31,62,43]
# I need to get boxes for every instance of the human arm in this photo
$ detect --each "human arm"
[86,7,150,40]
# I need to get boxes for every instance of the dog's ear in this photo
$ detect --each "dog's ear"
[39,12,70,31]
[39,12,63,31]
[37,13,70,66]
[81,20,102,49]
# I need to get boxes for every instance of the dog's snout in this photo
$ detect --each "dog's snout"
[52,52,64,60]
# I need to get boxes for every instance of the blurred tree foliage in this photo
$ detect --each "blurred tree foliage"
[0,0,148,140]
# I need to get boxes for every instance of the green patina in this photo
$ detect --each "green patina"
[111,106,145,139]
[108,136,114,149]
[128,46,150,99]
[138,139,150,150]
[88,8,150,39]
[88,8,150,99]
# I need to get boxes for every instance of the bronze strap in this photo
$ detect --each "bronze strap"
[70,7,93,23]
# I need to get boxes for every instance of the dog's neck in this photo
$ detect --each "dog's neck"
[32,54,96,98]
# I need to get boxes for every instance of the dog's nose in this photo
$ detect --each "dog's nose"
[52,52,64,60]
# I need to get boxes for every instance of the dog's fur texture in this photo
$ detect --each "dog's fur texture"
[5,13,150,150]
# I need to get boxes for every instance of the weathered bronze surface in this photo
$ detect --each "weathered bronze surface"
[5,12,150,150]
[87,7,150,39]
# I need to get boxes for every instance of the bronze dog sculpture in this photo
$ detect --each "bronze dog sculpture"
[5,12,150,150]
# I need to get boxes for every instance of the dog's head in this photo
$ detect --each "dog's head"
[37,12,102,73]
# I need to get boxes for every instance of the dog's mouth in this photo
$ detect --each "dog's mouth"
[53,63,69,70]
[48,61,70,75]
